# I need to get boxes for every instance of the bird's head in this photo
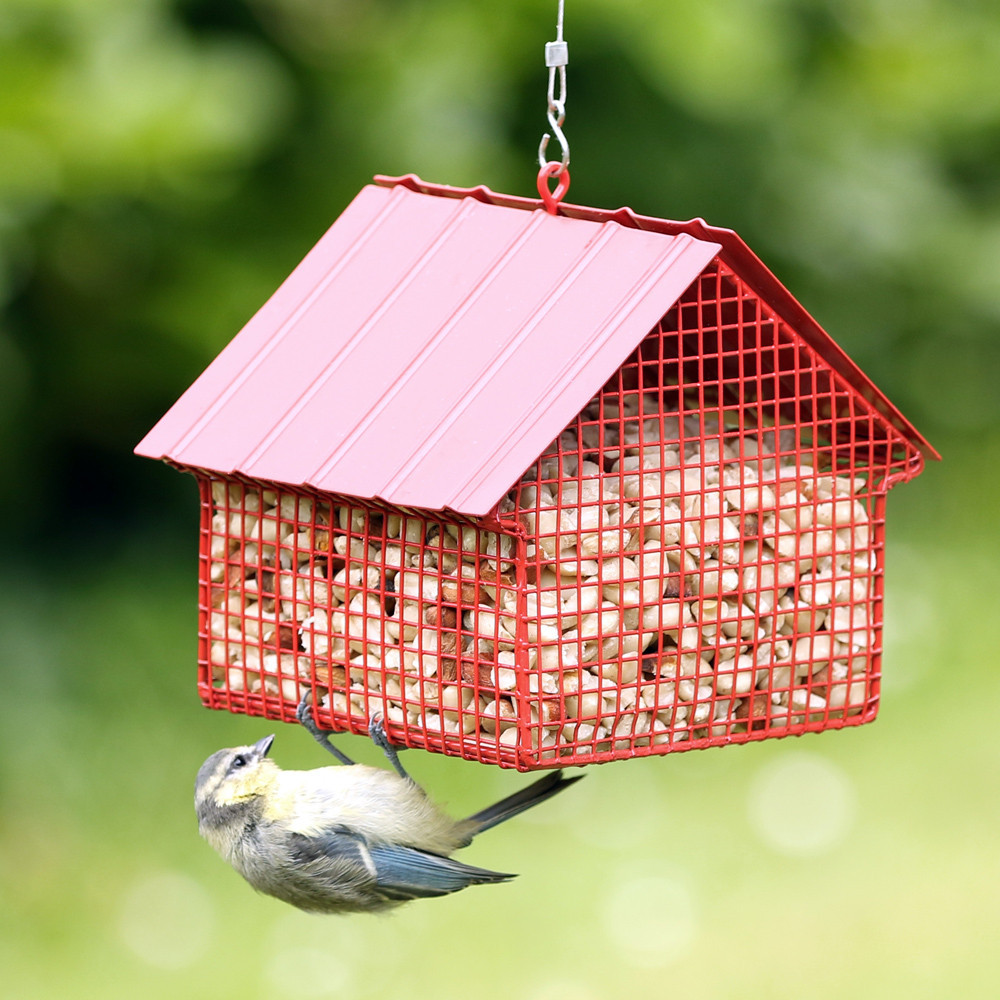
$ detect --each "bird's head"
[195,734,280,820]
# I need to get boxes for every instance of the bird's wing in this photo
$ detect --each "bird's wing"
[279,828,377,910]
[366,842,516,901]
[285,828,515,908]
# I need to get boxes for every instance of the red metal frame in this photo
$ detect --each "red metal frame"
[195,258,920,770]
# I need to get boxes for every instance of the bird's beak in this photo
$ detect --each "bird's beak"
[254,735,275,759]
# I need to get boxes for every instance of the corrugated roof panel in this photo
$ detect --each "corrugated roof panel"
[244,199,561,494]
[299,214,714,511]
[137,186,397,467]
[137,181,720,515]
[373,226,717,513]
[442,231,710,514]
[148,186,473,475]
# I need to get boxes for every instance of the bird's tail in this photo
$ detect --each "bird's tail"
[464,770,582,835]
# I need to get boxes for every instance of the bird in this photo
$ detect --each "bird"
[194,694,581,913]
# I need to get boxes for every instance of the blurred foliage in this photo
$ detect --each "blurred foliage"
[1,1,998,997]
[1,0,999,554]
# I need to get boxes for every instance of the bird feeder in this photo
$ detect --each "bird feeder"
[136,174,937,771]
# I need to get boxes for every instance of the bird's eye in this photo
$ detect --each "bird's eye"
[232,754,247,769]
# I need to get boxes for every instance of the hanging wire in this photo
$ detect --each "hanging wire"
[538,0,569,174]
[537,0,570,212]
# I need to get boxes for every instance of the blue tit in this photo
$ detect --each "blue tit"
[194,698,581,914]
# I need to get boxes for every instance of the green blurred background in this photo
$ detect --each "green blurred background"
[1,1,997,996]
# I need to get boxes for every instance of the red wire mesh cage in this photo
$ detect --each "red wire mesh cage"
[197,255,922,770]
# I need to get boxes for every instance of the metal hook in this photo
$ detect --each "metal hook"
[538,78,569,171]
[538,2,569,172]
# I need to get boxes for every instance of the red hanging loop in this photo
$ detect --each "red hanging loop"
[537,161,571,214]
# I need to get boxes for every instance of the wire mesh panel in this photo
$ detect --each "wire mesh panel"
[195,258,921,770]
[509,260,917,765]
[200,483,523,766]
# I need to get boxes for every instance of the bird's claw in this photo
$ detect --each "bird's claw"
[368,712,412,782]
[368,711,390,748]
[296,690,356,767]
[295,691,315,728]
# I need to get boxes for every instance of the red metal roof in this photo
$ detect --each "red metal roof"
[136,174,937,516]
[135,180,722,515]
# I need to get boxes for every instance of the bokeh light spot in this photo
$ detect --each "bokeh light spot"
[747,752,857,856]
[264,947,354,998]
[117,871,215,969]
[603,865,698,967]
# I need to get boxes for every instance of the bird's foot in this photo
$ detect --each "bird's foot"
[368,712,412,782]
[296,690,356,767]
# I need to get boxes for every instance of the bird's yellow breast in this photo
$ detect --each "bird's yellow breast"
[263,764,473,853]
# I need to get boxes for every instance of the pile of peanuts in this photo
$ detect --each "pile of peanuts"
[207,391,875,760]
